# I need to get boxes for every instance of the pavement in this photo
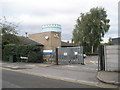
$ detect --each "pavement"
[0,64,119,88]
[0,56,119,88]
[2,69,100,88]
[97,71,120,85]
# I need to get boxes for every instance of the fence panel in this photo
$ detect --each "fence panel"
[104,45,119,71]
[58,47,84,64]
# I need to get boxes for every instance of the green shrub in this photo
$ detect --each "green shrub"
[2,44,16,61]
[16,45,30,61]
[26,45,43,63]
[2,44,43,63]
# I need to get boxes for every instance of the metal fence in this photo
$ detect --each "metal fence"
[49,47,84,64]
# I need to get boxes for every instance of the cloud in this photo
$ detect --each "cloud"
[1,0,119,42]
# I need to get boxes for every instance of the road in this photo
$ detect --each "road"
[2,69,99,88]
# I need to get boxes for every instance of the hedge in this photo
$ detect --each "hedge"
[2,44,17,62]
[3,44,43,63]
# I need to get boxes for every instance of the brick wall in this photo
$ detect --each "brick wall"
[28,32,61,50]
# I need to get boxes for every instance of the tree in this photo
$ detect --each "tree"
[103,37,113,45]
[72,7,110,53]
[0,17,20,45]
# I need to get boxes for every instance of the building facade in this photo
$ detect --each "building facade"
[112,37,120,45]
[29,24,61,50]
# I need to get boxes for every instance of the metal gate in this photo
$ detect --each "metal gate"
[49,47,84,64]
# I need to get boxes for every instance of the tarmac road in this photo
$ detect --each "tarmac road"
[2,69,99,88]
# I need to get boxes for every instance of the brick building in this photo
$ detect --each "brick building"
[28,24,74,58]
[29,31,61,50]
[29,24,74,50]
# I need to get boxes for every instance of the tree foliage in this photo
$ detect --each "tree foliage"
[3,44,43,62]
[101,37,113,45]
[72,7,110,53]
[0,17,20,45]
[2,34,20,45]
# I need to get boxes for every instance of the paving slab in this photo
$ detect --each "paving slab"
[97,71,120,85]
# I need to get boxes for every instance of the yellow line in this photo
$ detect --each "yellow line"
[0,67,18,71]
[0,67,117,88]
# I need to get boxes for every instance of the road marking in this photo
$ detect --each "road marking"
[0,67,18,71]
[0,67,117,88]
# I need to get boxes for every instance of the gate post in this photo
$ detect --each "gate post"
[82,46,85,65]
[99,45,105,71]
[55,48,58,65]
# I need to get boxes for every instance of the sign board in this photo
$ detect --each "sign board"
[43,50,53,55]
[43,50,52,52]
[64,52,67,56]
[74,52,78,55]
[20,56,28,59]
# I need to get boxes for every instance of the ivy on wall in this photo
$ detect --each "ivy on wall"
[3,44,43,63]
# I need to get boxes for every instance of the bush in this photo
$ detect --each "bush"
[2,44,43,63]
[27,45,43,63]
[2,44,16,61]
[16,45,30,62]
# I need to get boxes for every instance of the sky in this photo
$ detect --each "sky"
[0,0,119,43]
